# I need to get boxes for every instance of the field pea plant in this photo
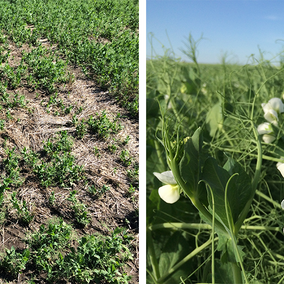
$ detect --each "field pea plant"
[147,35,284,283]
[0,0,139,283]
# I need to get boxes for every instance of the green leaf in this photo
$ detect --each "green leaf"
[217,234,246,264]
[192,126,202,152]
[147,98,160,118]
[223,157,252,224]
[202,156,252,228]
[158,232,192,283]
[206,101,223,137]
[179,65,200,94]
[202,157,231,228]
[179,127,204,197]
[147,189,160,225]
[206,259,235,283]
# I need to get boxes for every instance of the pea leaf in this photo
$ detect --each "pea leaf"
[147,98,160,119]
[223,157,252,224]
[179,127,205,199]
[217,233,246,263]
[206,101,223,137]
[206,260,235,283]
[202,156,252,228]
[158,232,192,283]
[202,157,231,228]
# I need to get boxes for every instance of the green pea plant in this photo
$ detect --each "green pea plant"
[147,34,284,284]
[68,190,90,227]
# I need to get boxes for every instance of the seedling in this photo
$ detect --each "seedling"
[11,192,34,225]
[93,146,100,157]
[0,246,30,277]
[127,162,139,180]
[68,190,90,226]
[49,191,55,206]
[6,110,12,119]
[87,110,122,139]
[120,150,132,166]
[108,143,117,153]
[75,119,87,138]
[123,135,131,145]
[88,184,110,198]
[128,184,136,195]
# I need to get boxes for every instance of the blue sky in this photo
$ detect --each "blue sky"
[146,0,284,64]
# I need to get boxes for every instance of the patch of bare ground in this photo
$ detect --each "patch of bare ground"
[0,39,139,283]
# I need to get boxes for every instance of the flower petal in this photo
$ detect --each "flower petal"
[263,109,278,124]
[262,134,276,143]
[257,122,273,135]
[268,98,284,113]
[153,171,177,185]
[262,98,284,114]
[277,162,284,178]
[281,199,284,210]
[158,184,180,204]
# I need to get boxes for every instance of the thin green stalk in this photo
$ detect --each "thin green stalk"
[149,222,212,230]
[225,174,248,284]
[221,127,235,147]
[146,269,158,284]
[272,252,284,261]
[149,222,281,232]
[277,275,284,284]
[204,143,282,163]
[147,228,160,281]
[241,225,281,232]
[231,262,243,284]
[224,174,238,236]
[255,189,282,209]
[154,140,167,171]
[208,185,215,284]
[235,125,262,235]
[167,93,181,123]
[162,123,231,237]
[192,195,229,237]
[255,67,284,101]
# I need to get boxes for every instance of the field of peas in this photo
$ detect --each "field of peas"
[147,36,284,283]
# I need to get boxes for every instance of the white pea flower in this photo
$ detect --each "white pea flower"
[164,95,172,109]
[264,98,284,113]
[153,171,180,204]
[277,162,284,178]
[263,109,279,125]
[262,98,284,124]
[262,135,276,144]
[201,83,207,95]
[257,122,276,143]
[281,199,284,210]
